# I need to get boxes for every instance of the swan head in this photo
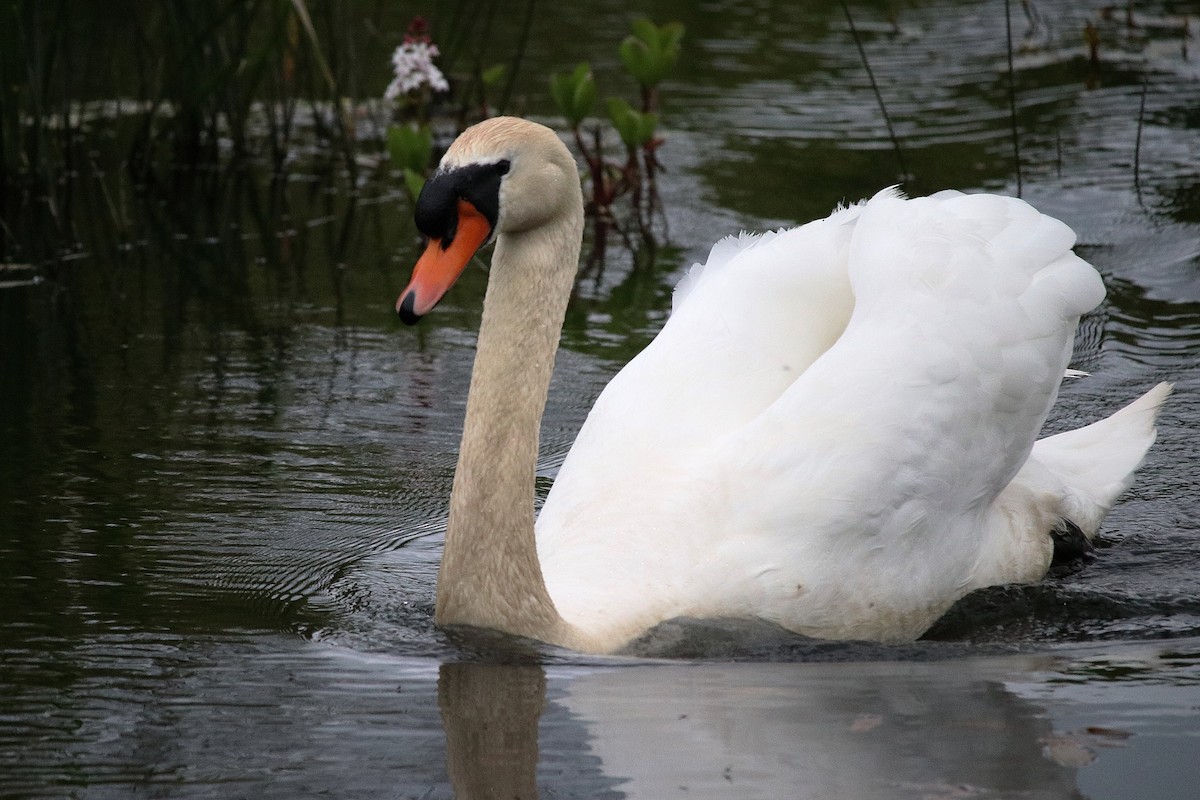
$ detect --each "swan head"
[396,117,582,325]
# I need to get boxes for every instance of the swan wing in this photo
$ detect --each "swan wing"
[588,204,863,455]
[540,202,863,523]
[701,190,1106,638]
[536,203,865,640]
[539,190,1109,644]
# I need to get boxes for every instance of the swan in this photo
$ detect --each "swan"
[396,116,1169,654]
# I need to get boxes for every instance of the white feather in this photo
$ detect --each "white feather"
[536,190,1166,645]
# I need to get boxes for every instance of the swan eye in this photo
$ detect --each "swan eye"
[495,160,511,176]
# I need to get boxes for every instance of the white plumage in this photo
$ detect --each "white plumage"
[537,187,1165,646]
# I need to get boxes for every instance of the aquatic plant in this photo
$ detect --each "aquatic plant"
[381,17,448,201]
[0,0,373,268]
[618,18,684,114]
[548,18,684,264]
[384,18,450,116]
[381,13,525,200]
[387,123,435,201]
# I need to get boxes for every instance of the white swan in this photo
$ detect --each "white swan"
[396,116,1168,654]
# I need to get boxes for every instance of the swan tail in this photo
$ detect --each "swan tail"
[976,382,1169,588]
[1035,381,1172,539]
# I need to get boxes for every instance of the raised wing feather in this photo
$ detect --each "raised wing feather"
[537,189,1110,644]
[705,190,1105,637]
[541,203,863,519]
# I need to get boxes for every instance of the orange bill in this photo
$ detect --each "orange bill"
[396,199,492,324]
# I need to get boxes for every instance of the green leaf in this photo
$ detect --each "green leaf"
[618,37,655,86]
[660,21,685,54]
[639,111,658,144]
[386,124,433,174]
[403,168,426,200]
[549,62,595,126]
[549,73,573,118]
[630,17,658,46]
[618,18,684,89]
[605,97,642,149]
[572,75,597,120]
[481,63,506,87]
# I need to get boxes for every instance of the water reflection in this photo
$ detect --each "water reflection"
[3,630,1197,799]
[431,649,1200,800]
[440,663,545,799]
[556,659,1083,800]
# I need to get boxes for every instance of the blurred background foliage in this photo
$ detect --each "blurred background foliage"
[0,0,522,267]
[0,0,693,287]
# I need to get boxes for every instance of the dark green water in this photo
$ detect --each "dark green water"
[2,1,1199,797]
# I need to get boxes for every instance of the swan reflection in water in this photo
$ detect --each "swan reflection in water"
[439,662,545,799]
[437,655,1085,799]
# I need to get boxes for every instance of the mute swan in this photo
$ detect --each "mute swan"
[396,116,1168,654]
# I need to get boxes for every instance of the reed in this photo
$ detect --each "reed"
[1004,0,1023,197]
[840,2,909,185]
[0,0,383,270]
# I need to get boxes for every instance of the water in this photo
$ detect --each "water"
[2,0,1199,796]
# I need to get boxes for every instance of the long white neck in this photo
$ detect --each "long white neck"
[435,205,593,649]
